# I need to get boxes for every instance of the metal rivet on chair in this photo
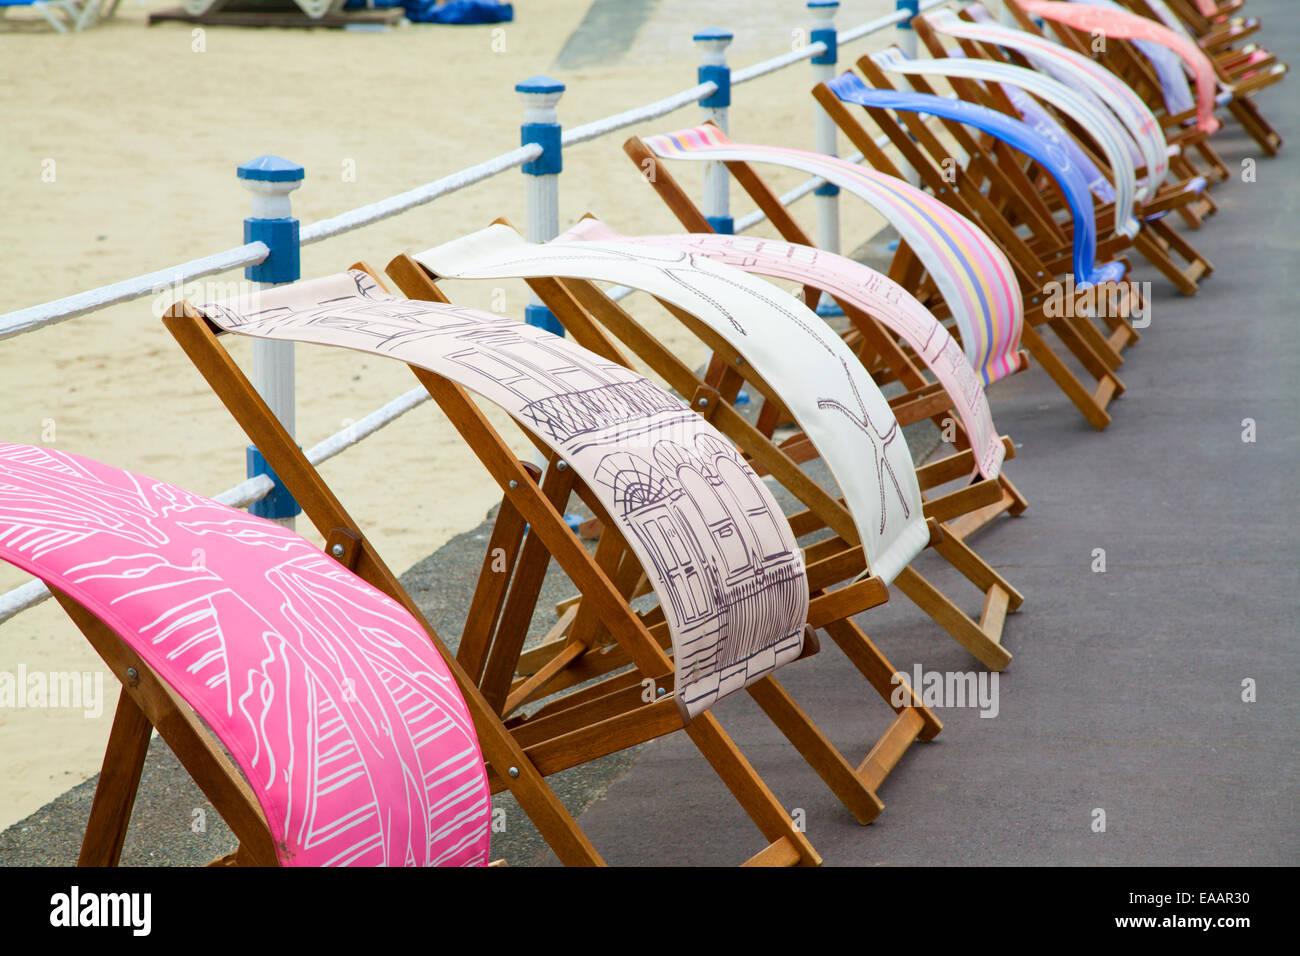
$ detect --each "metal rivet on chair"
[556,460,568,471]
[696,397,709,408]
[508,479,519,489]
[330,543,345,558]
[125,667,139,686]
[508,766,520,778]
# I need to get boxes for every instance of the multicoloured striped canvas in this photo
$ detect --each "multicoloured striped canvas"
[640,123,1024,387]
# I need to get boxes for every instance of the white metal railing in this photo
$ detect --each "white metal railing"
[0,0,955,625]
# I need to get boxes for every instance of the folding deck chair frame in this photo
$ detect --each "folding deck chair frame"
[163,280,868,865]
[0,445,492,867]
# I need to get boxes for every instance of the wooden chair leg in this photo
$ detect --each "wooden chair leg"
[932,529,1025,613]
[685,711,822,866]
[1018,324,1114,430]
[1193,138,1231,181]
[943,471,1030,542]
[1146,217,1215,279]
[1133,230,1207,296]
[892,566,1013,671]
[78,690,153,867]
[745,677,887,825]
[1227,96,1283,155]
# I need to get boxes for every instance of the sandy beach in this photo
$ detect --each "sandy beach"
[0,1,908,829]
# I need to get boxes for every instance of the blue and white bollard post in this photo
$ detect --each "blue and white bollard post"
[695,27,734,235]
[516,76,582,526]
[809,1,843,316]
[895,1,921,187]
[517,74,566,337]
[239,155,303,528]
[895,0,920,57]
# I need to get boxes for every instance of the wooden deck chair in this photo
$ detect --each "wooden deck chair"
[384,234,963,826]
[554,216,1030,543]
[816,64,1146,378]
[1076,0,1277,127]
[393,221,1023,674]
[1158,0,1282,65]
[625,122,1128,430]
[162,272,829,865]
[0,443,492,867]
[1010,0,1286,155]
[915,7,1218,294]
[935,3,1214,185]
[1119,0,1285,89]
[925,4,1221,215]
[386,221,1022,818]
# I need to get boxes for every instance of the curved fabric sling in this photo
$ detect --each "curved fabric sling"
[411,224,930,586]
[934,6,1171,186]
[1018,0,1220,133]
[193,270,809,720]
[1140,0,1212,37]
[0,442,491,867]
[828,71,1124,289]
[868,46,1143,240]
[998,78,1118,202]
[1071,0,1197,114]
[555,218,1008,481]
[639,123,1024,388]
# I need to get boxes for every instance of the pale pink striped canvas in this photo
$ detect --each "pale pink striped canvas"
[0,443,491,867]
[640,124,1025,388]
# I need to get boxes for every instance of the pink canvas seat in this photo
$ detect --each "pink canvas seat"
[0,442,491,867]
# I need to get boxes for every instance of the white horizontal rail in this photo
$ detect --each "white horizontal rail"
[0,242,268,342]
[301,145,541,245]
[0,384,432,626]
[564,82,718,147]
[0,2,953,338]
[839,0,951,46]
[732,42,828,84]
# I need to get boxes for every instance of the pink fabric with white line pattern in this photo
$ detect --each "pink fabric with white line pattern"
[0,443,491,867]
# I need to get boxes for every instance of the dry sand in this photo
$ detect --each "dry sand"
[0,0,911,828]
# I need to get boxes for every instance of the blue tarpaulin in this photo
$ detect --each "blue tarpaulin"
[405,0,513,23]
[344,0,513,21]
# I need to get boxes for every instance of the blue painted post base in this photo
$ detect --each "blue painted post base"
[246,445,303,520]
[815,299,846,318]
[706,215,735,235]
[524,303,565,337]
